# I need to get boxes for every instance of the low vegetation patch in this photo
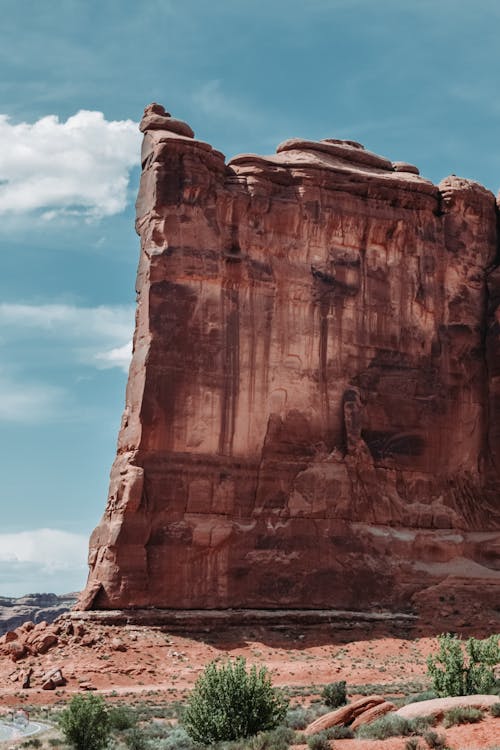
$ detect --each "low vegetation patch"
[422,729,447,750]
[355,713,433,740]
[306,732,331,750]
[442,705,484,727]
[490,702,500,717]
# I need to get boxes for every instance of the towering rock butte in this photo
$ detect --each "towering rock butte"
[81,103,500,623]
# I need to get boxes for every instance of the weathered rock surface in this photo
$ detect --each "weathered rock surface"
[0,593,77,636]
[304,696,386,735]
[81,104,500,623]
[396,695,500,720]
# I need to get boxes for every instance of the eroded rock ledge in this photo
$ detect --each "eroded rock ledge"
[80,103,500,628]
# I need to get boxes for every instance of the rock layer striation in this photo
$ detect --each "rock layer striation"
[82,103,500,623]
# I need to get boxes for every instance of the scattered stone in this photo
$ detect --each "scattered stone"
[21,667,33,689]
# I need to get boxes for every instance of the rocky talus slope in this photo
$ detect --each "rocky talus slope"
[80,103,500,626]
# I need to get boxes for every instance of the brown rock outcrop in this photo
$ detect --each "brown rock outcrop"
[81,104,500,622]
[304,696,386,735]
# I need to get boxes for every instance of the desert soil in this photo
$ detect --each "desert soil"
[0,621,498,748]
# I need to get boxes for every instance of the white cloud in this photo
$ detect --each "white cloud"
[0,529,88,596]
[94,340,133,373]
[0,376,64,423]
[0,110,140,219]
[0,302,135,371]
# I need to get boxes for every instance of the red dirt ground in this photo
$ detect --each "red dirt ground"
[0,621,498,748]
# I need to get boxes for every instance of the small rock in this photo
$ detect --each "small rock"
[111,637,127,652]
[21,667,34,689]
[42,667,65,688]
[4,630,18,643]
[79,681,96,691]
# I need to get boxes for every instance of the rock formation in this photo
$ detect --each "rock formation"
[0,594,77,636]
[81,103,500,624]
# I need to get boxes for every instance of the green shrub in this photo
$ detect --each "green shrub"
[123,726,148,750]
[108,704,136,731]
[324,725,354,739]
[427,633,499,697]
[154,726,200,750]
[247,726,295,750]
[405,739,421,750]
[307,732,331,750]
[321,681,347,708]
[405,691,438,705]
[356,714,420,740]
[442,706,484,727]
[183,657,289,743]
[59,694,111,750]
[490,702,500,717]
[423,730,447,750]
[285,706,315,729]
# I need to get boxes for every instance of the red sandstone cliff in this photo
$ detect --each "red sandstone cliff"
[81,103,500,623]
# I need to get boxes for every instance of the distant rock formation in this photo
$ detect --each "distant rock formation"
[0,593,77,636]
[80,104,500,626]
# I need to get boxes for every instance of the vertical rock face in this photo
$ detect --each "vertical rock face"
[83,104,500,621]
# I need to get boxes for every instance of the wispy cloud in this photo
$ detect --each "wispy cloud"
[0,529,88,596]
[0,110,140,219]
[0,302,134,371]
[94,340,133,373]
[0,375,64,423]
[192,80,257,124]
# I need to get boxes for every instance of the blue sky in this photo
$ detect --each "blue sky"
[1,0,499,596]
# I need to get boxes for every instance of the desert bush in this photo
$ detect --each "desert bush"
[183,656,289,743]
[306,732,331,750]
[123,726,149,750]
[423,729,447,750]
[490,702,500,717]
[153,726,200,750]
[324,725,354,739]
[321,681,347,708]
[356,714,428,740]
[427,633,499,697]
[285,705,315,729]
[59,693,111,750]
[405,691,438,705]
[108,704,136,731]
[246,726,295,750]
[442,706,484,727]
[208,727,295,750]
[405,739,421,750]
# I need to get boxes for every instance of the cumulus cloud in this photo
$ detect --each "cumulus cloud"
[0,110,140,219]
[0,302,135,371]
[0,529,88,596]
